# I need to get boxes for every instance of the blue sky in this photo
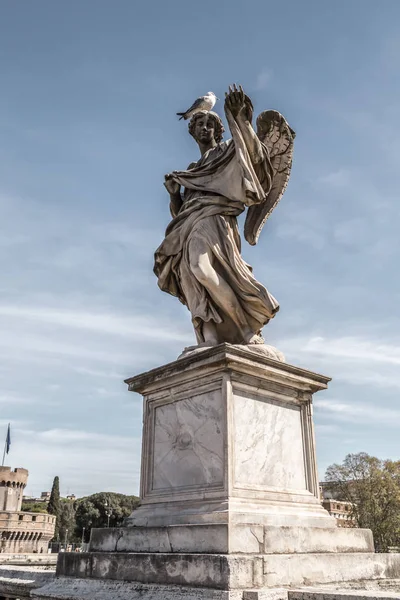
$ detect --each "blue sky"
[1,0,400,497]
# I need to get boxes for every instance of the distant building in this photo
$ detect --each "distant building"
[319,481,356,528]
[23,491,76,505]
[322,498,356,528]
[0,466,55,553]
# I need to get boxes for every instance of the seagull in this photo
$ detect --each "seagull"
[176,91,218,121]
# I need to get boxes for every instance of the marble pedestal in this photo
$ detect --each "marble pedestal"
[35,344,393,600]
[124,343,332,530]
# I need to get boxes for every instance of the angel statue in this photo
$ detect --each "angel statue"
[154,84,295,355]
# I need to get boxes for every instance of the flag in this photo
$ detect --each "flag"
[5,423,11,454]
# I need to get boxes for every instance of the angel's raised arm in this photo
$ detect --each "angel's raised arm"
[224,85,264,164]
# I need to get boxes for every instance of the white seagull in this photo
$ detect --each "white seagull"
[176,91,218,121]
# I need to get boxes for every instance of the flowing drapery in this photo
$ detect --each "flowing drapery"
[154,112,279,344]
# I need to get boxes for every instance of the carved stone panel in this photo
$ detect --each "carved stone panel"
[232,392,307,491]
[151,390,224,492]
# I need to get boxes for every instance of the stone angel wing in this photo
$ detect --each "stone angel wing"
[244,110,295,246]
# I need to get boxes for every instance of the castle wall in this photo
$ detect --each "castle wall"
[0,511,56,554]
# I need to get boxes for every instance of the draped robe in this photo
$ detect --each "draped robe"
[154,111,280,345]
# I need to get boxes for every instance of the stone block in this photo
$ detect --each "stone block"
[89,524,373,555]
[54,550,400,591]
[262,526,374,554]
[262,553,400,588]
[55,551,258,590]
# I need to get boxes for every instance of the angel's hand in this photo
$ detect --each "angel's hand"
[225,84,248,119]
[164,173,181,196]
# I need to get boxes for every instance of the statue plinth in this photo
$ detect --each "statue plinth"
[35,346,400,599]
[124,343,332,530]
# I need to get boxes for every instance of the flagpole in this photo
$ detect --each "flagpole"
[2,424,9,467]
[1,438,6,467]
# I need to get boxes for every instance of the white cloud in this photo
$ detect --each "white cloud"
[0,304,191,343]
[283,335,400,367]
[255,68,273,91]
[274,205,327,249]
[315,399,400,426]
[314,168,351,188]
[9,426,141,498]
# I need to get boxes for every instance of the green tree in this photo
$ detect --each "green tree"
[58,499,77,544]
[74,492,140,540]
[21,502,48,513]
[47,476,61,540]
[325,453,400,552]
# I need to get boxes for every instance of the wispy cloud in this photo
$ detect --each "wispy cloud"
[274,205,327,249]
[313,168,351,188]
[285,335,400,367]
[315,399,400,426]
[255,68,273,91]
[9,426,141,497]
[0,304,191,342]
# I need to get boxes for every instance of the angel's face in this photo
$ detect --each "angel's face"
[193,114,215,144]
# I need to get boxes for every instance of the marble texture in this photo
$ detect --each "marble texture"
[233,393,306,491]
[152,390,224,491]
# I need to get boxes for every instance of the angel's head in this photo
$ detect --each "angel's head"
[188,111,225,145]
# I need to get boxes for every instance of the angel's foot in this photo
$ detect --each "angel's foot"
[202,321,219,346]
[243,329,264,345]
[248,335,264,345]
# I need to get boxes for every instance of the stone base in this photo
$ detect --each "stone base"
[28,577,400,600]
[45,551,400,590]
[32,578,248,600]
[33,346,400,598]
[32,550,400,599]
[89,524,374,554]
[124,344,334,531]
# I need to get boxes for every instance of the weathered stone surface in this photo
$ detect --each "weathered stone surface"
[54,551,400,591]
[0,553,57,565]
[90,524,229,554]
[0,565,55,598]
[89,524,373,555]
[262,526,374,555]
[33,578,244,600]
[288,591,400,599]
[243,592,289,600]
[55,552,258,590]
[263,553,400,588]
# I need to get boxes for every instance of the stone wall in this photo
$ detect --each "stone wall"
[0,512,56,554]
